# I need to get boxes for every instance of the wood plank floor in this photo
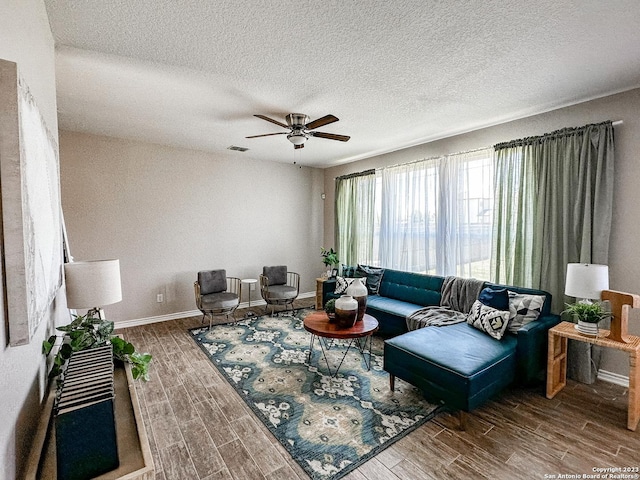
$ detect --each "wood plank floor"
[118,299,640,480]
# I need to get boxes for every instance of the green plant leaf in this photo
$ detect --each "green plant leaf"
[48,365,62,379]
[42,335,57,355]
[98,321,114,337]
[43,316,152,382]
[60,343,73,359]
[70,331,95,351]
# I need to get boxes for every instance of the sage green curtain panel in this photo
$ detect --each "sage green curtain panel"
[335,170,376,267]
[491,121,614,313]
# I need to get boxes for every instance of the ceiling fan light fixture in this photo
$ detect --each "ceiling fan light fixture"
[287,131,308,145]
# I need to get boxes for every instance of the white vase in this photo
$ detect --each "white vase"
[346,277,368,322]
[335,295,358,328]
[576,319,599,336]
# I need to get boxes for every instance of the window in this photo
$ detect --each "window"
[337,148,494,279]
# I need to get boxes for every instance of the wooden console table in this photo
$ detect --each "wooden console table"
[546,321,640,430]
[24,361,154,479]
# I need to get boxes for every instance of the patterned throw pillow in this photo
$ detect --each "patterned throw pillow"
[467,300,511,340]
[507,291,546,333]
[334,276,366,295]
[341,265,358,278]
[356,265,385,295]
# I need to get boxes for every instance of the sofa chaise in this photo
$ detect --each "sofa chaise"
[321,267,561,416]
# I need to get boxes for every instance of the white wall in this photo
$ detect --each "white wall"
[324,87,640,379]
[0,2,68,479]
[59,131,325,322]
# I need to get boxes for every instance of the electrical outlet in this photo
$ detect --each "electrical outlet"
[156,293,164,303]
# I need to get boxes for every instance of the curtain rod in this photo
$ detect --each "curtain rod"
[335,169,376,181]
[381,146,492,171]
[335,121,623,180]
[495,120,618,150]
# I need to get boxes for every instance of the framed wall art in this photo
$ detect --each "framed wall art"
[0,59,63,346]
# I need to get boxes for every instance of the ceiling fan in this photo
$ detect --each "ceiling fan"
[246,113,350,149]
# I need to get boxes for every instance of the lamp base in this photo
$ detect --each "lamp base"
[87,307,106,320]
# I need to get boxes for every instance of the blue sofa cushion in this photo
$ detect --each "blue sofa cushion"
[384,322,517,411]
[378,269,444,307]
[478,286,509,311]
[367,295,423,319]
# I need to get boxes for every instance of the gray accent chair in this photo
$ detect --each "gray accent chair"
[259,266,300,315]
[194,269,241,329]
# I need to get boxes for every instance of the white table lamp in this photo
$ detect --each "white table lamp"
[565,263,609,302]
[64,259,122,318]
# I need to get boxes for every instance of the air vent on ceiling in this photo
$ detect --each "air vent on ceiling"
[227,145,249,152]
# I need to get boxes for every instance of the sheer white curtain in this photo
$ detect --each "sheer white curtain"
[438,149,494,278]
[378,160,437,272]
[375,148,494,278]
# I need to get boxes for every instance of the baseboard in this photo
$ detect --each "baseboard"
[597,369,629,388]
[115,291,315,329]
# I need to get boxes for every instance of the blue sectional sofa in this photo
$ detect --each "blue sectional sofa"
[322,267,561,413]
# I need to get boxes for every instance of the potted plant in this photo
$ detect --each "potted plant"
[43,313,152,381]
[324,298,336,322]
[562,301,611,336]
[320,247,340,277]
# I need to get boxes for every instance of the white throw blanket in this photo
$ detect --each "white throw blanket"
[406,276,485,331]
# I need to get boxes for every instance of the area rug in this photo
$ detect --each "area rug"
[189,309,442,480]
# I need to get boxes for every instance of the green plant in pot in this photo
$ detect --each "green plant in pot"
[324,298,336,321]
[43,313,152,381]
[562,301,611,336]
[320,247,339,277]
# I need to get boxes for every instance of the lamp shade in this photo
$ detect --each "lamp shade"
[565,263,609,300]
[64,260,122,309]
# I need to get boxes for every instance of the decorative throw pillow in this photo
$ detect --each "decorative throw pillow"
[356,265,385,295]
[507,291,546,333]
[466,300,511,340]
[478,287,510,311]
[334,276,366,295]
[263,265,287,286]
[198,269,227,295]
[341,264,358,278]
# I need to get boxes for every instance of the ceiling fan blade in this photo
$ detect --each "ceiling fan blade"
[254,114,288,129]
[294,143,304,149]
[245,132,288,138]
[305,114,339,130]
[310,131,350,142]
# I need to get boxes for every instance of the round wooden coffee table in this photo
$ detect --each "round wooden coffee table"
[303,311,379,377]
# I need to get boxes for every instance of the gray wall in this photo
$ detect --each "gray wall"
[324,88,640,379]
[0,1,69,479]
[59,131,326,322]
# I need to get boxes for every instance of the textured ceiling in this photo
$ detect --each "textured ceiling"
[44,0,640,168]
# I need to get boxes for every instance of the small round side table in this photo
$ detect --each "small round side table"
[241,278,258,308]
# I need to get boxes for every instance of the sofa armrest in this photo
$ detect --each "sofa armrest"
[514,314,561,384]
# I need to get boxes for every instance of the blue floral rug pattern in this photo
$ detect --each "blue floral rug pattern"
[189,309,442,479]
